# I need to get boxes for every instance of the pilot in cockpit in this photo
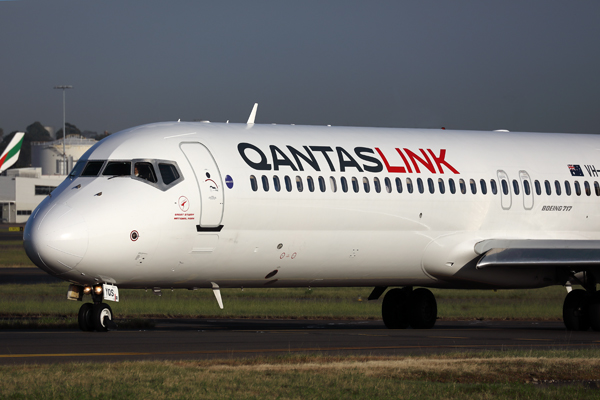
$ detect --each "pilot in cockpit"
[134,162,157,183]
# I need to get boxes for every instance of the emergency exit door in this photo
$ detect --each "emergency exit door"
[497,170,512,210]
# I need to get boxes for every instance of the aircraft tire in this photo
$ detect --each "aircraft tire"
[92,303,113,332]
[381,288,410,329]
[589,292,600,331]
[408,288,437,329]
[563,289,590,331]
[78,303,94,332]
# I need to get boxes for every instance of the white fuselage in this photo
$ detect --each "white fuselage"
[23,122,600,290]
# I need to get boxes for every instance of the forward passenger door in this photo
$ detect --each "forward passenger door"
[180,142,224,228]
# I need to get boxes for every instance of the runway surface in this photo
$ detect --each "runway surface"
[1,318,599,365]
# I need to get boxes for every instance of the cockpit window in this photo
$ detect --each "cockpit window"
[134,162,157,183]
[158,163,180,185]
[69,158,182,190]
[81,161,105,177]
[103,161,131,177]
[68,160,86,179]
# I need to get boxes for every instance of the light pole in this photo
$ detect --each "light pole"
[54,85,72,174]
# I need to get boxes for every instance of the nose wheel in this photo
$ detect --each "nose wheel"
[78,303,116,332]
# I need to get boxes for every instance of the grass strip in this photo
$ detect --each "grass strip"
[0,283,568,326]
[0,240,35,267]
[1,352,600,399]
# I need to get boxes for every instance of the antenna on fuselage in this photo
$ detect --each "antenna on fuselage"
[247,103,258,125]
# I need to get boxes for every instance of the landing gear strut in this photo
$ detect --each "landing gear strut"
[382,287,437,329]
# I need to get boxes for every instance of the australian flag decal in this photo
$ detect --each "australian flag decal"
[568,164,584,176]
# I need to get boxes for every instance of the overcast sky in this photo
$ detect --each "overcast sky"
[1,1,599,136]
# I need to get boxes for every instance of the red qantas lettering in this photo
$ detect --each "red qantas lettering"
[375,148,406,173]
[427,149,460,174]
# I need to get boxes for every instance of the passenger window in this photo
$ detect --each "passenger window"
[574,181,581,196]
[501,179,509,195]
[554,180,561,196]
[449,178,456,194]
[352,177,359,193]
[438,178,445,194]
[330,176,337,193]
[417,178,424,194]
[480,179,487,195]
[296,176,304,192]
[363,177,370,193]
[285,176,292,192]
[544,180,551,195]
[490,179,497,195]
[534,180,541,196]
[428,178,434,194]
[459,179,466,194]
[81,161,105,177]
[384,177,392,193]
[564,180,571,196]
[307,176,315,192]
[595,181,600,196]
[512,180,520,195]
[318,176,326,192]
[341,177,348,193]
[406,178,414,193]
[261,175,269,191]
[134,162,157,183]
[470,179,477,194]
[585,181,591,196]
[374,177,381,193]
[250,175,258,191]
[103,161,131,177]
[523,180,531,196]
[395,178,403,193]
[273,176,281,192]
[158,163,180,185]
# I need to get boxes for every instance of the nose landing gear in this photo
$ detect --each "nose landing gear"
[69,284,118,332]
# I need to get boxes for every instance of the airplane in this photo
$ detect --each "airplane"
[0,132,25,174]
[23,104,600,332]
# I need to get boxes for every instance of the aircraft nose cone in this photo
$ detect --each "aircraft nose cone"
[24,202,89,275]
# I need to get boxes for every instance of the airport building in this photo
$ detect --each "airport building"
[31,136,97,175]
[0,136,96,223]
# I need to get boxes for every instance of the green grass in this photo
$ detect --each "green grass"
[0,283,567,324]
[2,352,600,399]
[0,240,35,267]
